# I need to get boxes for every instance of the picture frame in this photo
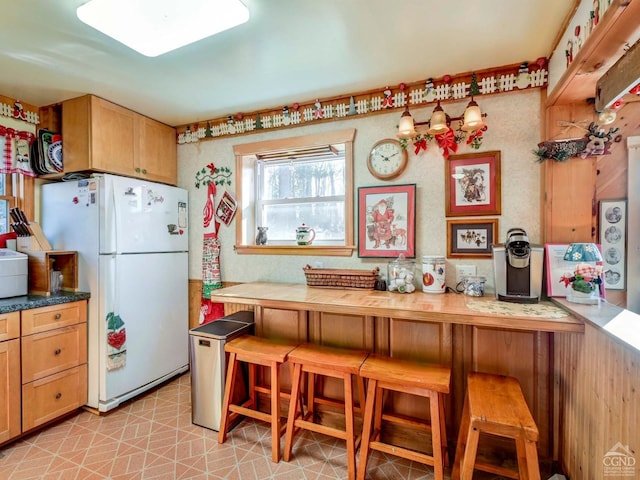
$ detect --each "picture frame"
[544,243,576,297]
[544,243,606,298]
[446,218,498,258]
[445,151,501,217]
[358,184,416,258]
[599,199,627,290]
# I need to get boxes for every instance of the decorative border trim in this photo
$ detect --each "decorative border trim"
[0,96,40,125]
[176,61,548,143]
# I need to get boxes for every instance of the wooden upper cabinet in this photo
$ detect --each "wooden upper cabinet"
[138,115,177,185]
[62,95,177,185]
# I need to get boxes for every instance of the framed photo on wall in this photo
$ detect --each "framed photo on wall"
[358,184,416,258]
[445,151,501,217]
[446,218,498,258]
[599,199,627,290]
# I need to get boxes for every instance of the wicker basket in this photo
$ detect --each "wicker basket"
[303,264,380,290]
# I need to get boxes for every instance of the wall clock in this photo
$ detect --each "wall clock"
[367,138,408,180]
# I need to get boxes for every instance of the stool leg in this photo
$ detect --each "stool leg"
[269,360,281,463]
[438,393,449,467]
[307,372,316,418]
[356,375,366,414]
[452,393,470,480]
[343,373,357,480]
[373,385,384,434]
[516,437,529,480]
[357,378,378,480]
[525,440,541,480]
[460,426,480,480]
[429,392,445,480]
[248,362,257,409]
[283,361,303,462]
[218,352,238,444]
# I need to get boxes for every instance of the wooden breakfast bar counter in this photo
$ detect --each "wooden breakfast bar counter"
[211,282,585,465]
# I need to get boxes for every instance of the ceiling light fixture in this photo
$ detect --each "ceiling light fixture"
[77,0,249,57]
[396,73,487,155]
[397,98,487,139]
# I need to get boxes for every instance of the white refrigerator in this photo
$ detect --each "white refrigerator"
[41,174,189,412]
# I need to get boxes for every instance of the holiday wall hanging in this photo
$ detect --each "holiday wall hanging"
[534,122,620,162]
[195,163,235,324]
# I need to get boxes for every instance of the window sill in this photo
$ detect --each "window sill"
[235,245,356,256]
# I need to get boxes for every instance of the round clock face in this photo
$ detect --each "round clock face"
[367,139,408,180]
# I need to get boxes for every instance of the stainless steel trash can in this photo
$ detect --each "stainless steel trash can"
[189,313,254,431]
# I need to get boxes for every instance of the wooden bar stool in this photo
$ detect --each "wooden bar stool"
[357,354,451,480]
[217,335,299,463]
[283,343,368,480]
[452,372,541,480]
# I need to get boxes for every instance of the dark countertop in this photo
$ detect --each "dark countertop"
[0,291,90,313]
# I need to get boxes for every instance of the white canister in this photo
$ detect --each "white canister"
[422,256,446,293]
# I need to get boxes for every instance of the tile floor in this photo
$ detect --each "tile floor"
[0,373,445,480]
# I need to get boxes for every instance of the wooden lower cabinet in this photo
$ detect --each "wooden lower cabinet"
[22,364,87,431]
[0,300,88,445]
[0,310,21,443]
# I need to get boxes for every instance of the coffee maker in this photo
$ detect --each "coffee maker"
[492,228,544,303]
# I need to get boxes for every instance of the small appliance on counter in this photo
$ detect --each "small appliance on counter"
[492,228,544,303]
[0,248,28,298]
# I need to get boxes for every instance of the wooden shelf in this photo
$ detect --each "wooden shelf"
[22,250,78,296]
[546,0,640,107]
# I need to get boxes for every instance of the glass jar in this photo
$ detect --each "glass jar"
[387,255,416,293]
[463,275,487,296]
[422,255,446,293]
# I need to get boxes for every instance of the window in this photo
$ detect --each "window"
[234,129,356,256]
[0,172,34,235]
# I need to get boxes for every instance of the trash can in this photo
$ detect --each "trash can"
[189,311,254,431]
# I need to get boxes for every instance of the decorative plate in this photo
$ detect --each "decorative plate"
[47,141,63,172]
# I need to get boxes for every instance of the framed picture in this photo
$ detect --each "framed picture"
[544,244,576,297]
[358,184,416,258]
[599,199,627,290]
[445,151,501,217]
[545,243,606,298]
[446,218,498,258]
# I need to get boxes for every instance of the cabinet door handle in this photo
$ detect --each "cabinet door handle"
[135,167,141,173]
[142,169,147,174]
[55,313,62,320]
[55,393,62,400]
[54,348,62,355]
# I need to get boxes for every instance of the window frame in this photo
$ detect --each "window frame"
[233,129,356,256]
[0,173,34,234]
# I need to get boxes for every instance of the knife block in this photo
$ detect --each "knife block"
[15,222,53,252]
[23,250,78,296]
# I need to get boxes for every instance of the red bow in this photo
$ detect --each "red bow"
[413,139,428,155]
[466,129,483,145]
[436,128,458,159]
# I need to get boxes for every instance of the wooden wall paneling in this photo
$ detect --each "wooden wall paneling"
[555,324,639,480]
[259,307,307,343]
[308,311,372,350]
[472,327,552,459]
[188,279,201,330]
[542,103,598,244]
[387,318,454,438]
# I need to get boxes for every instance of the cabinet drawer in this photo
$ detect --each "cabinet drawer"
[21,300,87,335]
[0,311,20,341]
[22,323,87,383]
[22,364,87,431]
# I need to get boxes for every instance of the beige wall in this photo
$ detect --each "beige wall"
[177,89,542,292]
